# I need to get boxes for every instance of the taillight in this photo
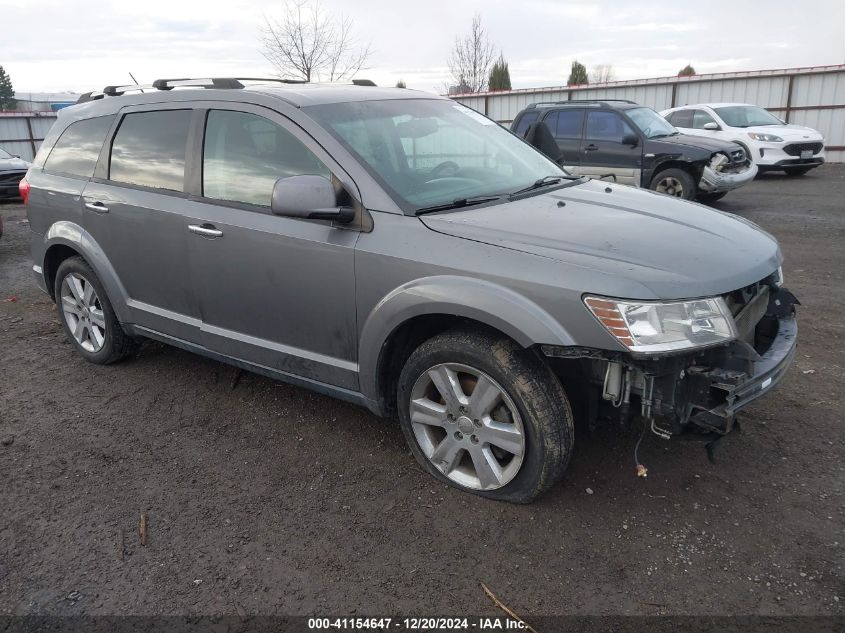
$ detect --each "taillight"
[19,177,30,205]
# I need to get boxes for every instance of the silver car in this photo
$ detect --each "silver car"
[22,78,798,502]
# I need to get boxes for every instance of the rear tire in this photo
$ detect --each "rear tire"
[784,167,812,177]
[397,328,574,503]
[54,256,137,365]
[697,191,728,204]
[650,168,696,200]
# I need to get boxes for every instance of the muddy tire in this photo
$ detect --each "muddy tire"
[397,328,574,503]
[650,168,696,200]
[54,256,137,365]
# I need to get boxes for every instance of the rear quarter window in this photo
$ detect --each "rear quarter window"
[512,110,539,137]
[43,115,115,178]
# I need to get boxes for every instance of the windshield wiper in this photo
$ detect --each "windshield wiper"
[415,195,503,215]
[510,175,572,196]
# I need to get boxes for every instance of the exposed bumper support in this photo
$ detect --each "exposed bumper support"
[699,161,758,193]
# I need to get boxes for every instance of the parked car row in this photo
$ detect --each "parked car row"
[511,99,826,202]
[0,146,31,200]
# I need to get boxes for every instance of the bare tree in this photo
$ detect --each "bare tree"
[590,64,615,84]
[262,0,372,82]
[447,13,496,94]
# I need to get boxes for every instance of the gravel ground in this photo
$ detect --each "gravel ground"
[0,167,843,620]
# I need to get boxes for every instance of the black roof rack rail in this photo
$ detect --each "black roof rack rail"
[74,76,378,105]
[528,98,638,108]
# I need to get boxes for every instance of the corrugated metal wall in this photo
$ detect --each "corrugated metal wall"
[453,65,845,162]
[0,114,58,162]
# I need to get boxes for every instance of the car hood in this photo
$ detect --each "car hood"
[652,133,738,154]
[420,179,781,299]
[0,156,30,171]
[744,124,824,141]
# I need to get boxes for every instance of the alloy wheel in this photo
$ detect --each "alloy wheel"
[60,273,106,353]
[655,176,685,197]
[409,363,526,491]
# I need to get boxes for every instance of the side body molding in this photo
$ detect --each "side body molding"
[357,275,575,402]
[42,221,131,324]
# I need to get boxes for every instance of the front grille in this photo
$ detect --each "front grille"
[783,142,823,156]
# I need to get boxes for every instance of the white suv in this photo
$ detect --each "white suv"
[660,103,825,176]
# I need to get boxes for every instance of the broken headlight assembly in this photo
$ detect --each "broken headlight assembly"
[584,296,737,353]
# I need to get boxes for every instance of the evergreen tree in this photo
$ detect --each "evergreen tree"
[567,60,588,86]
[488,55,511,91]
[395,79,406,88]
[678,64,696,77]
[0,66,16,111]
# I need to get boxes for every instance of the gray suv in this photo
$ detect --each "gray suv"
[23,78,798,502]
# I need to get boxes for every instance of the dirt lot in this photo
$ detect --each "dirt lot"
[0,167,843,621]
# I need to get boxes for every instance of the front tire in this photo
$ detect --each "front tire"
[54,256,136,364]
[650,168,696,200]
[397,328,574,503]
[697,191,728,204]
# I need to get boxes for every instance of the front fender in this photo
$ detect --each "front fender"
[357,275,575,401]
[41,221,131,323]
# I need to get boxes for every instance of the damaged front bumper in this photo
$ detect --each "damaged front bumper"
[700,160,758,193]
[544,286,799,439]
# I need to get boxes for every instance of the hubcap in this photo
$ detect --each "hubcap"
[655,176,684,197]
[409,363,526,491]
[60,273,106,353]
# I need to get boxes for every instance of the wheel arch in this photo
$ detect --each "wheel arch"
[358,276,575,413]
[41,221,131,322]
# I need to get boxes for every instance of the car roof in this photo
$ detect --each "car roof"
[529,100,641,112]
[673,103,753,109]
[71,79,443,112]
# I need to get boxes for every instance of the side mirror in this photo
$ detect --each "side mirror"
[271,175,355,224]
[621,133,639,147]
[703,122,720,131]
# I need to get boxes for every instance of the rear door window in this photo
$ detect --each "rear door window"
[667,109,693,128]
[202,110,330,207]
[554,110,585,139]
[109,110,192,192]
[44,115,114,178]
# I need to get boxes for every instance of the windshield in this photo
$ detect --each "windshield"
[714,106,782,127]
[305,99,568,212]
[626,107,677,138]
[0,148,12,159]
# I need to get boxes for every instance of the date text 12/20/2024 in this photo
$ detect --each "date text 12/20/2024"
[308,617,528,630]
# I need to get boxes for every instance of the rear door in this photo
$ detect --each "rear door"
[82,105,201,342]
[666,109,694,133]
[579,110,642,185]
[183,104,360,390]
[547,109,584,173]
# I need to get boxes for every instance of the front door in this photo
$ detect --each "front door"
[578,110,642,186]
[184,106,360,390]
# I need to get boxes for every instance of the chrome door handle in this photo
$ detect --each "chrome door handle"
[84,201,109,213]
[188,224,223,238]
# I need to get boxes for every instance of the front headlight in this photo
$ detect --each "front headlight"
[584,296,737,353]
[747,132,783,142]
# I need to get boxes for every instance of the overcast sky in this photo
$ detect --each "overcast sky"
[3,0,844,94]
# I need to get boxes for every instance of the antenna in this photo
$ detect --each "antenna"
[128,72,144,93]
